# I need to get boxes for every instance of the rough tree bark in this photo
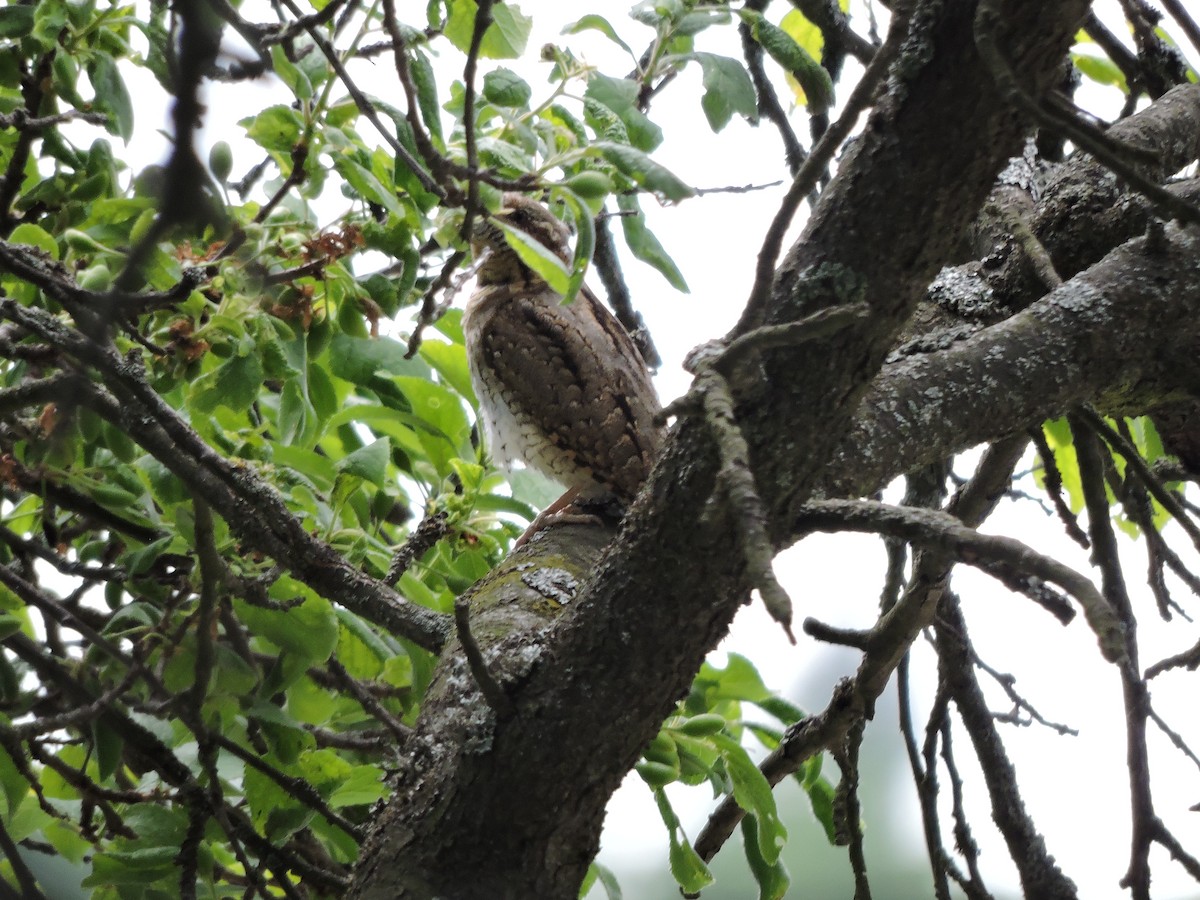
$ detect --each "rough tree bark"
[347,2,1200,896]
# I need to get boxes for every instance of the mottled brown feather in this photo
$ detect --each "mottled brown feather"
[463,196,662,503]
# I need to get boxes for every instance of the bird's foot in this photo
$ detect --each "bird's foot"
[513,489,621,549]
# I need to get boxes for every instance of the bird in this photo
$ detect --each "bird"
[462,193,663,540]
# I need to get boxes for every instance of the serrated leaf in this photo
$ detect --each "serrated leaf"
[242,105,304,153]
[192,352,264,414]
[482,67,531,107]
[336,437,389,486]
[711,732,787,863]
[692,52,757,132]
[444,0,531,59]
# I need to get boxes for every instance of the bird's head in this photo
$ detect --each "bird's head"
[471,193,572,286]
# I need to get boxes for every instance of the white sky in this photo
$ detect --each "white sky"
[102,1,1200,897]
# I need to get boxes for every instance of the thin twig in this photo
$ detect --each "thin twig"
[276,0,442,198]
[975,0,1200,227]
[740,23,902,329]
[385,509,451,586]
[793,498,1125,662]
[454,598,515,718]
[970,650,1078,735]
[1079,408,1200,554]
[1160,0,1200,58]
[1027,426,1089,548]
[739,0,805,177]
[461,0,497,239]
[404,249,467,358]
[326,657,413,744]
[0,53,54,237]
[690,363,794,640]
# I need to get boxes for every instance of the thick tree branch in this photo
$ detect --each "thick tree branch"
[826,224,1200,499]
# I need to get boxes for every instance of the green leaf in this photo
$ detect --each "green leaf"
[31,0,67,48]
[419,338,476,403]
[444,0,532,59]
[482,67,531,107]
[779,8,824,61]
[192,352,265,415]
[742,10,835,114]
[336,437,389,487]
[329,334,429,385]
[594,142,693,203]
[741,815,791,900]
[91,720,124,781]
[579,861,624,899]
[562,15,633,57]
[806,775,839,844]
[496,218,572,295]
[1040,417,1084,514]
[242,105,304,153]
[1072,49,1128,91]
[394,375,473,473]
[584,97,629,143]
[236,586,338,664]
[0,612,22,640]
[711,732,787,864]
[550,187,595,303]
[654,789,714,893]
[90,55,135,141]
[615,193,689,292]
[410,49,444,145]
[334,154,405,216]
[86,848,177,885]
[698,652,771,703]
[8,223,59,260]
[691,53,757,132]
[0,6,35,39]
[584,76,662,151]
[327,763,389,807]
[271,44,313,100]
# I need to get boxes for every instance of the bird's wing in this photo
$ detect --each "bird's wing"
[476,283,663,500]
